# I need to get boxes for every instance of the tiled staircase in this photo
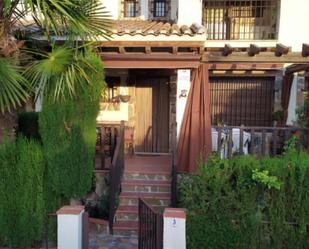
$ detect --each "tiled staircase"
[113,169,171,236]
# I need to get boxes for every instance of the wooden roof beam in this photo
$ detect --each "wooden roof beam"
[275,43,289,57]
[302,43,309,57]
[286,63,309,74]
[222,44,232,56]
[248,44,260,56]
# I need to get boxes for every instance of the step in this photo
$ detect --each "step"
[123,172,171,181]
[113,220,138,236]
[119,192,171,206]
[122,179,171,193]
[115,206,138,221]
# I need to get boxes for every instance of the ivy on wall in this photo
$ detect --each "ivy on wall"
[179,149,309,249]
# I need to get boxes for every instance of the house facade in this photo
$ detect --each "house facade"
[98,0,309,157]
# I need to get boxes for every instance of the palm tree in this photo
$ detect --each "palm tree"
[0,0,111,112]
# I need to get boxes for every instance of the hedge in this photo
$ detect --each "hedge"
[179,149,309,249]
[39,51,105,199]
[0,138,45,248]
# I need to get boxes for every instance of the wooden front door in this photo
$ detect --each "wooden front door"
[135,77,170,153]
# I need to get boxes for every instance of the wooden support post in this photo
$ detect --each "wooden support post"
[261,129,266,156]
[228,129,233,158]
[239,127,244,155]
[250,129,255,155]
[272,129,278,156]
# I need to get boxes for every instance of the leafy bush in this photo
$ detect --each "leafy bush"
[0,137,45,248]
[39,50,105,199]
[179,151,309,249]
[17,112,41,141]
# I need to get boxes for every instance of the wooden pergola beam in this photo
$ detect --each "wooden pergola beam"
[248,44,260,56]
[275,43,289,57]
[209,63,284,71]
[285,63,309,74]
[100,53,201,69]
[222,44,232,56]
[204,52,309,63]
[96,40,204,48]
[302,43,309,57]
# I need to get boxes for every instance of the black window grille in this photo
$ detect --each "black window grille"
[154,0,167,17]
[210,77,275,126]
[124,0,137,17]
[203,0,279,40]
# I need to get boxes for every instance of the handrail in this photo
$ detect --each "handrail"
[138,198,163,249]
[108,120,125,234]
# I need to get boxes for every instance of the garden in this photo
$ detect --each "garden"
[0,0,110,247]
[178,139,309,249]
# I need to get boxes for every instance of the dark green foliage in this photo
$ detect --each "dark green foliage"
[179,151,309,249]
[17,112,41,140]
[297,92,309,128]
[0,137,45,248]
[39,51,105,199]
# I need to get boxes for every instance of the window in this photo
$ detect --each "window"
[210,77,275,126]
[203,0,279,40]
[154,0,167,17]
[124,0,137,17]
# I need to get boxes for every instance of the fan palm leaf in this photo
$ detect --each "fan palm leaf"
[24,0,112,40]
[0,58,29,112]
[25,46,102,102]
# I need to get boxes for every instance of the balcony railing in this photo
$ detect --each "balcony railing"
[203,0,279,40]
[212,126,309,158]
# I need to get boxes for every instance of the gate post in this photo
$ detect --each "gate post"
[57,206,85,249]
[163,208,186,249]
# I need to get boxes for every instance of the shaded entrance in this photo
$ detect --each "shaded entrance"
[135,77,170,153]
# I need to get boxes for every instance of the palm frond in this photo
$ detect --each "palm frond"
[24,46,102,102]
[24,0,112,40]
[0,58,29,112]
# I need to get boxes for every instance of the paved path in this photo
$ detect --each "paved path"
[90,230,138,249]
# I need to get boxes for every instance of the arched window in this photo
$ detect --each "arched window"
[154,0,167,17]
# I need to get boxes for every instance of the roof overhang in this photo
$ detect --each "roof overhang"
[100,53,201,69]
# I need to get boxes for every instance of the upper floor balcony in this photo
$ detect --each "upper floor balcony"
[202,0,279,40]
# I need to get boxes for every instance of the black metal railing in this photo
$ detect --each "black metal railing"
[203,0,279,40]
[212,126,309,158]
[108,121,125,234]
[138,198,163,249]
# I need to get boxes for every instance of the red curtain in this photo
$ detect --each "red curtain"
[177,64,212,173]
[281,73,294,123]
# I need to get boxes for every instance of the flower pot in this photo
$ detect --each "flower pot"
[119,95,130,103]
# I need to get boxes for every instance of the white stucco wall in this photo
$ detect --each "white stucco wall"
[176,70,191,140]
[278,0,309,52]
[177,0,202,26]
[140,0,149,19]
[102,0,119,19]
[58,212,83,249]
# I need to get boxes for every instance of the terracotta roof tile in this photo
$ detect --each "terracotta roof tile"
[109,20,205,36]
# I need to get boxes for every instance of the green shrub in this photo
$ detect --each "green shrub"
[17,112,41,141]
[179,152,309,249]
[0,137,45,248]
[39,51,105,199]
